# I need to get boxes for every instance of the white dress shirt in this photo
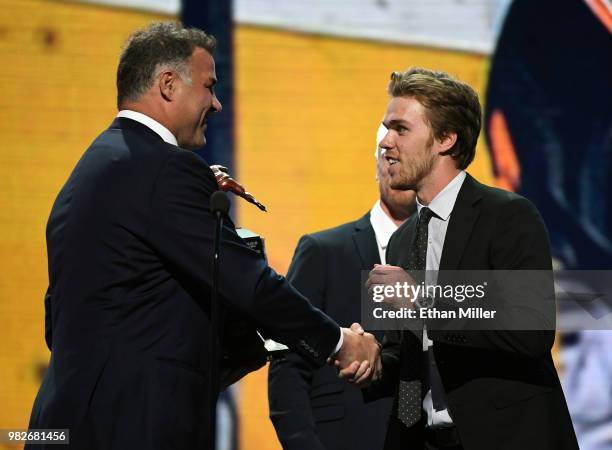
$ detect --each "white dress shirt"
[417,170,466,427]
[370,200,401,265]
[117,110,178,146]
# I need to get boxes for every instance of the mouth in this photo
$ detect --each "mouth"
[385,155,400,166]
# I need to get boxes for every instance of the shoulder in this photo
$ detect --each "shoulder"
[474,179,542,219]
[155,148,218,192]
[301,215,369,249]
[88,122,183,176]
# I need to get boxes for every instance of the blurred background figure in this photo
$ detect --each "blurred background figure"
[485,1,612,448]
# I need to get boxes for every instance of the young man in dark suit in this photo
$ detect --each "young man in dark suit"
[344,68,578,450]
[268,141,416,450]
[26,22,380,449]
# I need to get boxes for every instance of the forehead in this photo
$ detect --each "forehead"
[189,47,216,79]
[384,96,427,124]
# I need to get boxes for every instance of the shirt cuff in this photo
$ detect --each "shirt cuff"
[332,328,344,356]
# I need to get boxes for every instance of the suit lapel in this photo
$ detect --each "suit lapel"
[391,215,418,268]
[439,174,483,270]
[352,213,381,269]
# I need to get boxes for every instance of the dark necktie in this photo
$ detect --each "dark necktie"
[397,207,435,427]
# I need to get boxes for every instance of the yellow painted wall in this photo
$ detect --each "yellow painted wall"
[235,25,492,450]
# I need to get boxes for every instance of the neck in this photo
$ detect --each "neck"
[416,164,461,206]
[120,100,176,136]
[379,200,412,227]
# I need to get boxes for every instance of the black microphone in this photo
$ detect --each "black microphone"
[210,190,230,217]
[208,190,229,449]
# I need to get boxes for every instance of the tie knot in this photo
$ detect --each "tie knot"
[419,207,435,225]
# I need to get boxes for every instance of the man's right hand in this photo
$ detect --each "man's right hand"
[333,323,382,386]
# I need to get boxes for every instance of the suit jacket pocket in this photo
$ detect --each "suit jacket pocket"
[310,380,344,398]
[312,404,346,423]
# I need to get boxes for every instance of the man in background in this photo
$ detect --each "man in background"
[268,137,416,450]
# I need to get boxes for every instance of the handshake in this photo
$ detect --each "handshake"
[329,265,409,387]
[330,323,382,387]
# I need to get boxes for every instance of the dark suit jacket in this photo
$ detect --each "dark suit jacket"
[27,118,340,450]
[268,214,393,450]
[371,174,578,450]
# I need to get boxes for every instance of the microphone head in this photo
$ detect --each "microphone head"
[210,190,231,216]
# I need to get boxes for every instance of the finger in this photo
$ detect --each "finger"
[354,365,373,387]
[350,360,370,381]
[350,322,364,335]
[338,360,361,379]
[365,276,384,289]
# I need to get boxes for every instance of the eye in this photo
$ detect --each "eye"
[396,126,408,135]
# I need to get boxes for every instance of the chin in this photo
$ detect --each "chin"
[183,138,205,150]
[391,180,414,191]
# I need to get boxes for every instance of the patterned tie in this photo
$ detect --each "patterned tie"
[397,207,435,428]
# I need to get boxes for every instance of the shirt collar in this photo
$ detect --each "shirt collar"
[117,110,178,147]
[369,200,400,249]
[416,171,466,221]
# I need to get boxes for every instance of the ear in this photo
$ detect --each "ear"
[158,70,178,101]
[437,132,457,153]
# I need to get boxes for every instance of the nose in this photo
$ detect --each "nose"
[379,129,392,150]
[212,94,222,113]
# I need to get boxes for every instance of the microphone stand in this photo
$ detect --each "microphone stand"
[209,191,229,450]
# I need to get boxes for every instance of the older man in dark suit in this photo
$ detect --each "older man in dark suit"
[26,22,380,450]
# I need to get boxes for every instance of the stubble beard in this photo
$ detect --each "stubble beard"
[389,149,435,192]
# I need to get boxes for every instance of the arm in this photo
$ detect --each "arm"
[268,235,327,450]
[428,197,556,358]
[148,151,340,365]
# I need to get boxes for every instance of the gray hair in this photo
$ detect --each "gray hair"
[116,22,216,108]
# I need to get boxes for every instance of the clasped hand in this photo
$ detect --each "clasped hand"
[366,264,417,310]
[330,323,382,388]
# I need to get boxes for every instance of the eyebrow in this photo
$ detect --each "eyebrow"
[383,119,413,128]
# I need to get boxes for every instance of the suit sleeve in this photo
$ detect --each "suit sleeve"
[147,151,340,366]
[268,235,327,450]
[428,197,556,358]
